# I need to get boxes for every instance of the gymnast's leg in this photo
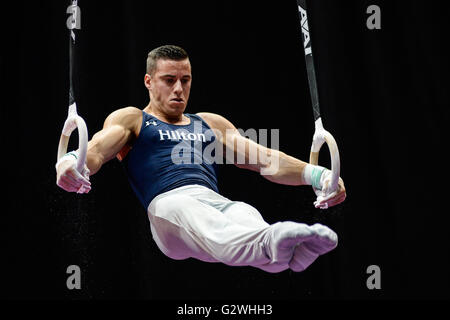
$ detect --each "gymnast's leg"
[147,187,338,273]
[220,200,338,272]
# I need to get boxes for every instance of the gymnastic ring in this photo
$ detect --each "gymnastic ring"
[57,102,88,173]
[309,118,340,194]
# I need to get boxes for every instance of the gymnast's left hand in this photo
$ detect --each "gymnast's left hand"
[314,171,346,209]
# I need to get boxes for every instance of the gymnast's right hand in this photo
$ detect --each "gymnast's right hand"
[55,151,91,193]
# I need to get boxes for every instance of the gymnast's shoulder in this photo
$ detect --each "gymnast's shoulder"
[103,106,143,132]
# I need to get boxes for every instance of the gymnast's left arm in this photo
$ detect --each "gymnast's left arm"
[197,112,346,208]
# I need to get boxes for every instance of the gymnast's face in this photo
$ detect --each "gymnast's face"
[145,58,192,116]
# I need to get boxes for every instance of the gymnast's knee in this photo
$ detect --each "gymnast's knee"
[149,195,194,261]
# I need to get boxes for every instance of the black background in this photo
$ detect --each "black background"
[1,0,449,301]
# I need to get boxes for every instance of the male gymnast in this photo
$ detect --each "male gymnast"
[56,45,346,273]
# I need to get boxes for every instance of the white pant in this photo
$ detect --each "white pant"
[147,184,338,273]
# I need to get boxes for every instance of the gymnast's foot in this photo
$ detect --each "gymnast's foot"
[267,221,338,272]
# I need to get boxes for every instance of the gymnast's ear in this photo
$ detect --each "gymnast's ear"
[144,73,152,90]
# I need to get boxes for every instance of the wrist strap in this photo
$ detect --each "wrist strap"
[55,150,79,168]
[311,166,325,190]
[65,151,78,160]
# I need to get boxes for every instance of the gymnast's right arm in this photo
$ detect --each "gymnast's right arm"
[55,107,142,193]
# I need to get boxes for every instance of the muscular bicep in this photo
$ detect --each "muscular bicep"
[197,112,275,172]
[86,107,141,175]
[198,112,308,184]
[227,132,277,173]
[88,125,132,163]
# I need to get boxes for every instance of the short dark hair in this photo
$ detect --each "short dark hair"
[146,45,189,75]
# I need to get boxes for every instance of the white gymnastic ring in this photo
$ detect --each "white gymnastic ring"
[57,103,88,173]
[309,119,340,193]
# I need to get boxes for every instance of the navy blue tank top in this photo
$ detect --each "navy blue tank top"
[122,111,219,209]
